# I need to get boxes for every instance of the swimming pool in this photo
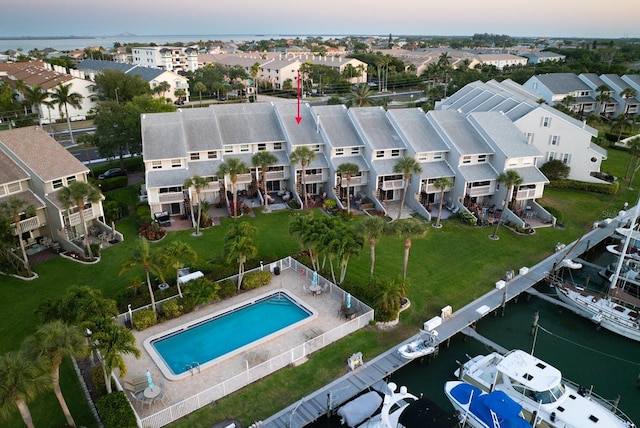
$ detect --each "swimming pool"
[144,290,317,380]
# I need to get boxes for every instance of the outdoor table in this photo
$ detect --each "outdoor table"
[309,283,321,295]
[144,386,161,399]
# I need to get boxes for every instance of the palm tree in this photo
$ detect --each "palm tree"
[22,321,87,427]
[193,81,207,106]
[0,350,50,428]
[392,218,426,282]
[119,239,164,313]
[595,84,611,116]
[224,221,258,290]
[22,84,49,126]
[250,62,260,101]
[174,88,187,104]
[373,275,406,319]
[159,241,197,298]
[336,162,361,214]
[49,83,83,145]
[393,156,423,220]
[290,146,317,210]
[252,151,278,212]
[346,83,373,108]
[612,114,634,144]
[58,181,102,259]
[490,170,523,240]
[356,216,386,279]
[218,158,249,221]
[0,197,34,276]
[184,175,209,235]
[153,81,171,100]
[433,177,453,228]
[91,321,140,394]
[621,87,638,117]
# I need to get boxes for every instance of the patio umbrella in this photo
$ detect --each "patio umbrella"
[312,271,318,286]
[146,370,155,389]
[346,293,351,309]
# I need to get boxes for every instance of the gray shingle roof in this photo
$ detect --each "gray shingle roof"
[510,166,549,185]
[387,108,449,153]
[0,149,28,185]
[427,110,491,155]
[534,73,592,94]
[311,105,364,149]
[330,155,369,171]
[421,160,455,179]
[468,112,541,159]
[457,163,499,182]
[76,59,168,81]
[349,107,405,151]
[274,103,325,147]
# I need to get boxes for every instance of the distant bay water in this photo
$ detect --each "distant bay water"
[0,34,357,52]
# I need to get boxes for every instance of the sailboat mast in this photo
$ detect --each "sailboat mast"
[610,196,640,290]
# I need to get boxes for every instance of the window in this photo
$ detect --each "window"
[224,145,233,154]
[0,186,5,196]
[562,153,571,164]
[542,116,551,127]
[151,161,162,169]
[66,175,76,184]
[52,179,63,189]
[376,150,384,158]
[257,143,266,151]
[240,144,250,153]
[478,154,487,163]
[159,186,182,193]
[549,135,560,146]
[391,149,400,157]
[273,142,282,150]
[547,152,556,161]
[190,152,200,161]
[525,132,534,144]
[462,156,471,164]
[417,153,428,162]
[335,148,344,156]
[171,159,182,168]
[351,147,360,155]
[7,182,21,193]
[312,144,322,152]
[207,151,218,159]
[433,152,443,160]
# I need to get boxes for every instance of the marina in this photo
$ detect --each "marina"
[264,209,640,427]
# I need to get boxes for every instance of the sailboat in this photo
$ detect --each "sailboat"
[547,198,640,342]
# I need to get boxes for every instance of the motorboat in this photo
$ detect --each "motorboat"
[397,331,438,360]
[337,382,456,428]
[455,349,635,428]
[598,260,640,296]
[444,380,532,428]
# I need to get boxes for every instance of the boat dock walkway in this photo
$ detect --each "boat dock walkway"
[262,211,631,428]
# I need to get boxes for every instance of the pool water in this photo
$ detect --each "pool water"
[150,292,312,376]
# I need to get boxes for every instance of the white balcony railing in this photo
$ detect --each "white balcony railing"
[341,176,364,187]
[516,188,541,200]
[467,185,492,197]
[304,173,323,183]
[265,170,286,180]
[67,207,95,226]
[17,216,42,232]
[158,192,185,204]
[380,179,404,191]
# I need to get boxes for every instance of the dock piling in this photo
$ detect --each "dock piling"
[530,309,539,336]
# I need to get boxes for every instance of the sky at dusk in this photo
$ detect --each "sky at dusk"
[3,0,639,39]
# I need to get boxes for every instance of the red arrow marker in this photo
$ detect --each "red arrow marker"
[296,71,302,124]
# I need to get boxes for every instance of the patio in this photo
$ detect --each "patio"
[118,266,372,425]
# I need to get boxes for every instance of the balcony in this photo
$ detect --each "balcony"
[265,170,286,180]
[423,184,451,194]
[157,192,185,204]
[16,216,42,233]
[515,187,542,200]
[303,173,324,183]
[467,185,492,197]
[236,173,253,185]
[340,176,365,187]
[67,206,96,226]
[380,179,404,191]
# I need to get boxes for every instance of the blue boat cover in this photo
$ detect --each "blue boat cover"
[451,383,532,428]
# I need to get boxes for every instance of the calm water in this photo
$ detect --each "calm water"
[0,34,354,52]
[153,293,311,375]
[309,283,640,426]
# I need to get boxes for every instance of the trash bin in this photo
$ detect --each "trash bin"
[274,266,280,275]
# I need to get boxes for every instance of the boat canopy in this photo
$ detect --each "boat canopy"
[496,350,562,392]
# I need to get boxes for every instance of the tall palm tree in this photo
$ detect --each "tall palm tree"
[224,221,258,289]
[174,88,187,103]
[22,321,88,427]
[290,146,317,210]
[612,114,634,144]
[356,216,386,279]
[218,158,249,221]
[595,84,611,116]
[0,197,34,276]
[49,83,83,145]
[393,156,423,220]
[373,275,406,319]
[22,84,49,126]
[392,218,426,283]
[346,83,373,108]
[250,62,260,101]
[119,239,164,313]
[58,181,102,259]
[159,241,197,298]
[621,87,638,117]
[252,151,278,212]
[490,170,523,240]
[183,174,209,236]
[433,177,453,228]
[336,162,361,214]
[91,321,140,394]
[193,81,207,106]
[153,81,171,100]
[0,350,49,428]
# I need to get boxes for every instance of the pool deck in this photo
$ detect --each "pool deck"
[119,268,359,419]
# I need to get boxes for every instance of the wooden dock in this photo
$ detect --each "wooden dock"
[261,211,629,428]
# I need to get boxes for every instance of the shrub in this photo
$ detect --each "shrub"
[139,221,166,241]
[241,270,272,290]
[96,175,128,191]
[96,390,138,428]
[183,277,217,306]
[161,299,182,320]
[217,279,237,299]
[132,308,157,330]
[91,365,108,397]
[89,242,102,258]
[458,211,477,226]
[540,159,570,181]
[546,179,619,195]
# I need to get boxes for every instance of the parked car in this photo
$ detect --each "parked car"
[98,168,127,180]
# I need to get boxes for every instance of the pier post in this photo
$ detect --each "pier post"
[612,395,620,413]
[501,283,507,317]
[530,309,539,336]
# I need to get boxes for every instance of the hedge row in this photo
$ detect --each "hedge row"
[546,179,619,195]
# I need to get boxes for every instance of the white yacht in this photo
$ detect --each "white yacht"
[455,350,635,428]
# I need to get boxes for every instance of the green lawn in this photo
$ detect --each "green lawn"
[0,148,637,427]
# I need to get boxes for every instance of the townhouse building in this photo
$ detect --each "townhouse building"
[0,127,114,255]
[0,61,96,124]
[523,73,596,117]
[578,73,619,118]
[599,74,640,117]
[131,46,199,73]
[436,79,606,183]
